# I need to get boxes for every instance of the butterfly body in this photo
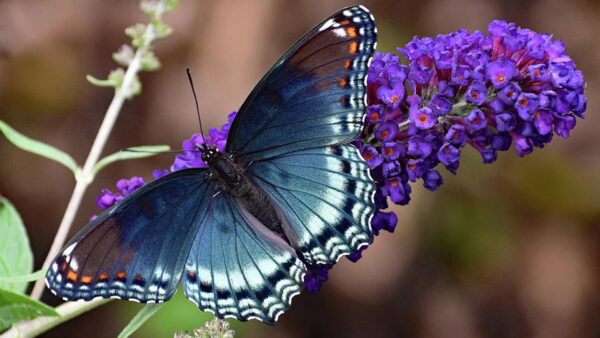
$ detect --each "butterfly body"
[46,6,377,324]
[204,146,285,233]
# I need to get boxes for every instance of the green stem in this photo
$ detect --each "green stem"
[0,299,111,338]
[30,23,157,301]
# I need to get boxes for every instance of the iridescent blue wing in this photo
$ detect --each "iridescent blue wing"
[45,169,211,303]
[226,6,377,162]
[183,193,305,324]
[251,144,375,265]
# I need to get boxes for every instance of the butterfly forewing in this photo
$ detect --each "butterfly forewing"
[226,6,377,162]
[45,169,211,303]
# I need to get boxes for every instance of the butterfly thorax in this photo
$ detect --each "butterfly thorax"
[204,148,285,234]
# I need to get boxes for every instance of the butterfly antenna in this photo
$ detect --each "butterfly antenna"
[186,68,207,147]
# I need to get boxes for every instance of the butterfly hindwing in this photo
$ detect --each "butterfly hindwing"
[226,6,377,162]
[45,169,211,303]
[251,144,375,264]
[183,193,305,324]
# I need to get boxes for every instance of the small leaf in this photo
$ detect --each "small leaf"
[118,303,163,338]
[162,0,179,14]
[0,197,33,293]
[92,145,170,177]
[113,45,135,67]
[0,269,45,284]
[151,20,173,39]
[140,50,161,71]
[125,23,147,48]
[0,287,59,331]
[140,0,158,17]
[86,74,116,87]
[108,68,126,87]
[0,120,79,174]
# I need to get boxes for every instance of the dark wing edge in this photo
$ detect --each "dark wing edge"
[45,169,211,304]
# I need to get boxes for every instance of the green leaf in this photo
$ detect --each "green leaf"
[0,269,46,284]
[86,74,115,87]
[118,303,163,338]
[92,145,170,177]
[125,23,147,48]
[0,120,79,174]
[162,0,179,14]
[140,50,161,71]
[0,197,33,294]
[151,20,173,39]
[0,287,59,331]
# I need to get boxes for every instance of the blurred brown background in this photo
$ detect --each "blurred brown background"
[1,0,599,337]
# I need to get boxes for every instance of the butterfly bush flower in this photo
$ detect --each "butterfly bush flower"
[94,20,586,295]
[360,20,586,212]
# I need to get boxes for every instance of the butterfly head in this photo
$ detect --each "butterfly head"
[198,143,218,163]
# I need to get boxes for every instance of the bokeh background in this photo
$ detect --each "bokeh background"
[1,0,599,337]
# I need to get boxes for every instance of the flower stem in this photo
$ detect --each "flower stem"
[30,23,156,301]
[0,299,111,338]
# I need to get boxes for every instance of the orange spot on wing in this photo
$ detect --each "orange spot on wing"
[346,27,357,38]
[60,261,67,273]
[66,269,78,282]
[338,77,348,88]
[116,270,127,279]
[339,96,349,107]
[338,19,351,25]
[344,59,352,70]
[188,270,196,279]
[135,274,143,281]
[98,273,109,281]
[81,275,93,284]
[330,146,339,154]
[349,41,358,54]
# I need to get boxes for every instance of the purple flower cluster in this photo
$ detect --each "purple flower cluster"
[362,20,586,207]
[171,112,237,171]
[93,20,586,296]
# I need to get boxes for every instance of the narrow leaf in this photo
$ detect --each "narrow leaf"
[86,74,116,87]
[0,197,33,293]
[0,120,78,174]
[118,303,164,338]
[92,145,170,176]
[0,269,46,284]
[0,287,59,331]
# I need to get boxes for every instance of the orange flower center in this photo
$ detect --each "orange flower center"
[363,151,373,160]
[390,178,398,186]
[370,113,379,121]
[380,130,389,139]
[418,114,428,123]
[471,91,479,99]
[520,98,528,106]
[496,74,506,83]
[391,95,399,104]
[385,147,394,156]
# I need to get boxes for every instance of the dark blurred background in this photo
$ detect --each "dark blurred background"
[1,0,599,337]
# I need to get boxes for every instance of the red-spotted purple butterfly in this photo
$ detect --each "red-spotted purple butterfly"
[46,6,377,324]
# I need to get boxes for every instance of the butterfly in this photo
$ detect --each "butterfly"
[45,6,377,324]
